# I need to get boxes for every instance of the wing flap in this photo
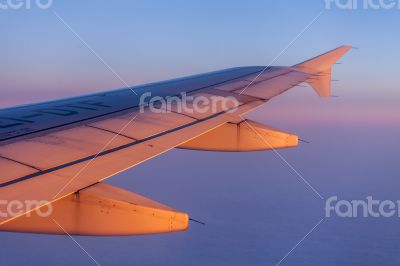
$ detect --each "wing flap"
[0,158,38,183]
[234,71,309,99]
[160,90,253,120]
[89,109,195,140]
[213,80,251,92]
[0,126,133,170]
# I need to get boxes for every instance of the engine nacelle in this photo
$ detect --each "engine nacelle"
[0,183,188,236]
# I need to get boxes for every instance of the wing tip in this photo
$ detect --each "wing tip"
[295,45,353,98]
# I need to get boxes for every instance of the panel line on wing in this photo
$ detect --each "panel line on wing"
[242,70,293,84]
[162,109,200,120]
[0,156,42,171]
[0,108,231,188]
[85,125,138,141]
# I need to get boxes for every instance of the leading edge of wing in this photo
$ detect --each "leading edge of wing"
[0,67,264,144]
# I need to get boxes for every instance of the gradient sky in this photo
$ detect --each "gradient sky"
[1,1,400,265]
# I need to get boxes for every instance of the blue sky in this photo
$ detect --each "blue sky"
[1,0,400,104]
[1,1,400,265]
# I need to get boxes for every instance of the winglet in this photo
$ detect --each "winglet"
[294,46,352,97]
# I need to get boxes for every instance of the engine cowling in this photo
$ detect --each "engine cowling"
[0,183,189,236]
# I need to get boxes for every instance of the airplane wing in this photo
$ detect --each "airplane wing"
[0,46,351,236]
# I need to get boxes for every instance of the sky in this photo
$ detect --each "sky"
[1,0,400,265]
